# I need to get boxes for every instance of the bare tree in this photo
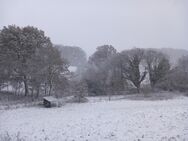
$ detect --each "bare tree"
[171,55,188,91]
[85,45,117,95]
[120,48,147,93]
[109,53,127,91]
[145,49,170,88]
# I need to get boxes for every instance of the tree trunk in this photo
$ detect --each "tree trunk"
[23,75,28,96]
[136,85,140,93]
[48,73,54,96]
[49,81,52,96]
[36,87,40,98]
[44,83,47,95]
[137,88,140,93]
[151,82,155,90]
[31,88,34,101]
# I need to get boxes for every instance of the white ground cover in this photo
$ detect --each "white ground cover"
[0,96,188,141]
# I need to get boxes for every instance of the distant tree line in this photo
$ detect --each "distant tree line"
[84,45,188,95]
[84,45,171,95]
[0,25,188,98]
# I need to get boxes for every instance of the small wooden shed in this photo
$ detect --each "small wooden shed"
[43,96,58,108]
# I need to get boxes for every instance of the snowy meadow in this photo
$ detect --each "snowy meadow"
[0,95,188,141]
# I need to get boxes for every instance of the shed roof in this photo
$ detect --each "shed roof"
[43,96,57,102]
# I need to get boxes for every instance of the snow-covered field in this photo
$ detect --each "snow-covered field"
[0,96,188,141]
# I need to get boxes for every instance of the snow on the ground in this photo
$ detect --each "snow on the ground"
[0,97,188,141]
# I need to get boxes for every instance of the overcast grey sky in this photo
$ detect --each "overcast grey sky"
[0,0,188,56]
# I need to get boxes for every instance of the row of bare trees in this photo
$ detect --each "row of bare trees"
[84,45,171,95]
